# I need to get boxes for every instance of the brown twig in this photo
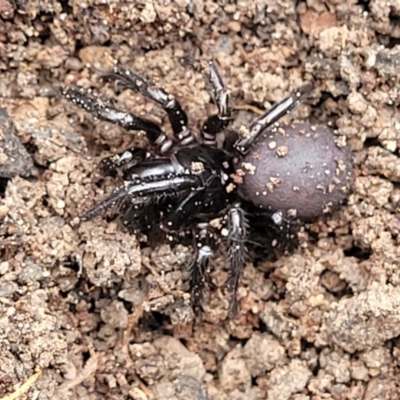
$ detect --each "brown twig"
[233,104,265,115]
[2,369,41,400]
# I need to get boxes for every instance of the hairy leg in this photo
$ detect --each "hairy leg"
[225,202,249,316]
[101,66,195,146]
[99,147,148,177]
[81,171,200,221]
[234,83,313,155]
[200,61,231,146]
[182,58,231,146]
[63,86,174,154]
[189,222,218,310]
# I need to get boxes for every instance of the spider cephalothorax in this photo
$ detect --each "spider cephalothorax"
[63,60,353,315]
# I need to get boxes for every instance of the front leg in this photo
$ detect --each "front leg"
[81,172,200,221]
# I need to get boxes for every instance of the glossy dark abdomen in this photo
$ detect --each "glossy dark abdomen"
[236,123,354,220]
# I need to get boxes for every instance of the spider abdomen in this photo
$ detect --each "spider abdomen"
[236,123,354,220]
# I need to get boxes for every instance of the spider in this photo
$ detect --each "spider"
[63,60,353,315]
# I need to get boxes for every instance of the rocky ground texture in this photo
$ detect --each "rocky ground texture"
[1,0,400,399]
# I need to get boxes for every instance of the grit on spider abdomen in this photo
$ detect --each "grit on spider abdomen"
[237,123,354,221]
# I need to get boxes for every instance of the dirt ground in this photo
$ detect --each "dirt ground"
[1,0,400,399]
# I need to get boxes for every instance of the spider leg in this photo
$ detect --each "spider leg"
[62,86,173,154]
[189,222,218,310]
[225,202,249,316]
[200,61,231,146]
[247,207,300,254]
[191,61,231,147]
[160,179,228,309]
[162,190,202,231]
[234,82,313,155]
[99,147,148,176]
[101,66,194,146]
[120,202,161,236]
[163,177,226,231]
[183,58,231,146]
[81,173,200,221]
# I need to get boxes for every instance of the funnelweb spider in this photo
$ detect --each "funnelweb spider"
[63,60,353,315]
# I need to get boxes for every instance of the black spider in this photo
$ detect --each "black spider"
[63,60,353,315]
